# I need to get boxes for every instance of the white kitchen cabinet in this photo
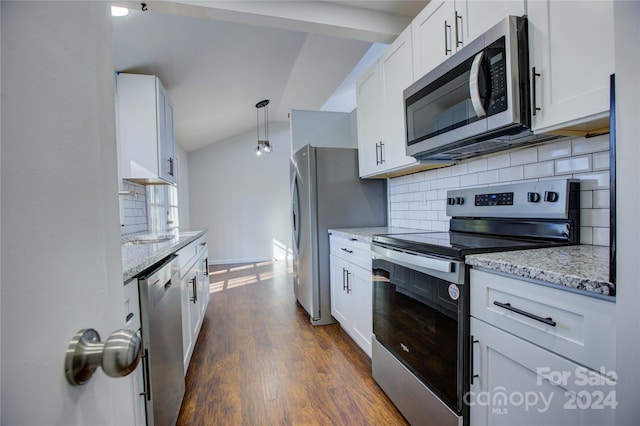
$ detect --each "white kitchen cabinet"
[178,236,209,373]
[469,269,616,425]
[116,73,177,184]
[356,26,423,178]
[355,63,383,178]
[470,318,616,426]
[329,234,373,357]
[412,1,525,80]
[528,0,614,135]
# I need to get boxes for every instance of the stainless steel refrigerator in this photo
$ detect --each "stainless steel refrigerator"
[290,144,387,325]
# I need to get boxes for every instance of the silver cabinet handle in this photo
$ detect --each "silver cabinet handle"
[65,328,142,386]
[190,276,198,303]
[444,20,452,55]
[532,67,541,116]
[455,11,463,47]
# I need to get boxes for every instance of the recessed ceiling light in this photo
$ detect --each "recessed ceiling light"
[111,6,129,17]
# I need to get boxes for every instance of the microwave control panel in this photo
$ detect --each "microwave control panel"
[486,36,507,116]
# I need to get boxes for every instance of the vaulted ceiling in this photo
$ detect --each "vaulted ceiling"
[112,1,429,152]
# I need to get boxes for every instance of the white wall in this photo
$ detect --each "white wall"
[188,121,292,264]
[613,1,640,424]
[389,134,611,246]
[176,142,191,230]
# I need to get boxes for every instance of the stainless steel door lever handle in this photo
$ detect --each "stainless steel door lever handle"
[65,328,142,386]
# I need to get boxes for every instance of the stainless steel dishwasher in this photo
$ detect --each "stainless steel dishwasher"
[138,254,184,426]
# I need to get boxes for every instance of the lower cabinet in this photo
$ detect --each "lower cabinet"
[179,237,209,374]
[469,269,616,425]
[329,234,373,357]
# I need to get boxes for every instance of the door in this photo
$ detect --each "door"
[1,2,134,425]
[290,146,319,319]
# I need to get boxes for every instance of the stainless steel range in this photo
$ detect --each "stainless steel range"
[371,179,580,426]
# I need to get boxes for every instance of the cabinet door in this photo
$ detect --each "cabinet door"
[464,0,525,44]
[470,318,616,426]
[348,265,373,358]
[355,64,383,177]
[528,0,614,133]
[330,254,350,325]
[379,26,419,174]
[412,0,455,79]
[198,253,210,318]
[157,81,177,184]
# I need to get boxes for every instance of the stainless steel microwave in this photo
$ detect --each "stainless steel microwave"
[405,16,555,161]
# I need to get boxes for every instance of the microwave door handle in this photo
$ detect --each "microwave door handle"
[469,51,487,118]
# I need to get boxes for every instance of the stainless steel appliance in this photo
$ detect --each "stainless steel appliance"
[371,179,580,426]
[404,16,556,162]
[290,144,386,325]
[138,255,184,426]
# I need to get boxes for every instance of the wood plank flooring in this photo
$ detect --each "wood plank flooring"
[177,260,408,426]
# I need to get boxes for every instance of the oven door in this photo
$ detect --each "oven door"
[371,244,467,415]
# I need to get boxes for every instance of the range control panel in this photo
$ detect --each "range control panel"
[445,179,578,219]
[475,192,514,206]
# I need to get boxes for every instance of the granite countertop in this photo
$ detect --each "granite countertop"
[121,229,207,282]
[466,245,615,296]
[328,227,423,243]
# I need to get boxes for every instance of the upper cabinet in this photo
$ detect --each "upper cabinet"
[412,0,525,80]
[116,73,177,185]
[528,0,614,134]
[356,26,425,178]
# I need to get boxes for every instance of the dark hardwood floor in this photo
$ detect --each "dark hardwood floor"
[177,260,408,425]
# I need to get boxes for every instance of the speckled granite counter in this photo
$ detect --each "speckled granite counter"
[328,227,422,243]
[121,229,207,282]
[466,245,614,296]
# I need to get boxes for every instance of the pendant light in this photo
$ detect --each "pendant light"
[255,99,271,155]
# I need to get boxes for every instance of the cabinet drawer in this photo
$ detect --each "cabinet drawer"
[330,235,371,270]
[470,269,615,372]
[176,235,206,277]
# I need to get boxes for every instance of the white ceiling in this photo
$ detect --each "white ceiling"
[112,1,429,152]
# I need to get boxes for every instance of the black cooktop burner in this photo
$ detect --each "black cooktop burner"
[372,231,572,259]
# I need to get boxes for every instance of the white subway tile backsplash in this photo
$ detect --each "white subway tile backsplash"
[580,191,593,209]
[524,161,554,179]
[572,134,609,155]
[538,139,572,160]
[593,151,610,171]
[572,171,609,190]
[580,227,594,245]
[388,136,609,247]
[510,147,538,166]
[487,153,510,170]
[460,173,479,187]
[121,181,148,236]
[467,158,488,173]
[592,227,610,246]
[443,176,460,188]
[593,190,610,209]
[498,165,524,182]
[555,155,592,175]
[478,170,500,184]
[582,209,609,227]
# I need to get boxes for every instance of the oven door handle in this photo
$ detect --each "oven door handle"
[372,245,454,273]
[469,51,487,118]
